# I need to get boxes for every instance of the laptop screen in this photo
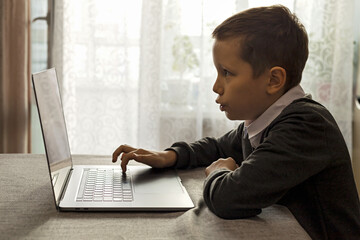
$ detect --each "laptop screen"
[32,68,72,206]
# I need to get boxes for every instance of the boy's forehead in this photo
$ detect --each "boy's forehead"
[213,37,243,54]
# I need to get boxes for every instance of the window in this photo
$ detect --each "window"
[30,0,356,154]
[31,0,49,153]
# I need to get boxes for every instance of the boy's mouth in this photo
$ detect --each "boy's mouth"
[220,104,226,111]
[215,98,227,111]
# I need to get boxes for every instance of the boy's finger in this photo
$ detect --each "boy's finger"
[120,152,138,172]
[112,151,120,162]
[112,144,136,162]
[120,155,131,173]
[121,160,127,173]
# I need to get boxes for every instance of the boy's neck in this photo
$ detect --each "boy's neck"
[245,89,285,127]
[244,85,305,147]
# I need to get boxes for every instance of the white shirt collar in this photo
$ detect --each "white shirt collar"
[244,85,306,148]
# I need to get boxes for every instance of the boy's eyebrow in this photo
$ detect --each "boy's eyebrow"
[219,63,238,72]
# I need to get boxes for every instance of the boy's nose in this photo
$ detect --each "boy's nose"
[213,77,224,95]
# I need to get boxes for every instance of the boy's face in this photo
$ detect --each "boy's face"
[212,38,271,121]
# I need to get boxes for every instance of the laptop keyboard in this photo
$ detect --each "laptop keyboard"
[76,168,133,202]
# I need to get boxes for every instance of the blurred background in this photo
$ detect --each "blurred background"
[1,0,359,161]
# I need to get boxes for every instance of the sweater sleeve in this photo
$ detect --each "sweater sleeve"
[203,105,340,219]
[166,124,245,169]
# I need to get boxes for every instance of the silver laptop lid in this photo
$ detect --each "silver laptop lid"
[32,68,72,208]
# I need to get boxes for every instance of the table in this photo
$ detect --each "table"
[0,154,311,239]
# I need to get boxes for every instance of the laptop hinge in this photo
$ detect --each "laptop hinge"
[59,168,73,203]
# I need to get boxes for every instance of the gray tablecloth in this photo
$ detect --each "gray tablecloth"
[0,154,311,239]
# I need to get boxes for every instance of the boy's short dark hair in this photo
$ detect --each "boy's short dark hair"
[212,5,308,91]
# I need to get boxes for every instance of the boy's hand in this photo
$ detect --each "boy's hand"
[112,145,177,173]
[205,157,239,177]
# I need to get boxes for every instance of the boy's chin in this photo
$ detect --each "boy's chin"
[225,112,239,121]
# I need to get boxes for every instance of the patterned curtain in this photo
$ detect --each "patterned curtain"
[295,0,355,153]
[52,0,243,155]
[51,0,355,155]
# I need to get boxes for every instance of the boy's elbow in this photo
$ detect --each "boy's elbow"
[211,205,262,219]
[205,197,262,219]
[203,172,262,219]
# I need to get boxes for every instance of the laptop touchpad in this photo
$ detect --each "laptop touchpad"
[132,168,184,194]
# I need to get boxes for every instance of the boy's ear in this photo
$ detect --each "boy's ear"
[267,66,286,95]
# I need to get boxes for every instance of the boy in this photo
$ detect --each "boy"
[112,5,360,239]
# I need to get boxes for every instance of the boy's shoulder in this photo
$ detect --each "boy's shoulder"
[289,95,326,109]
[280,96,334,122]
[268,96,342,137]
[264,95,351,169]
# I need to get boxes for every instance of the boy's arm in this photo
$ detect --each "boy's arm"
[112,124,244,172]
[167,124,244,169]
[112,145,178,173]
[202,112,339,219]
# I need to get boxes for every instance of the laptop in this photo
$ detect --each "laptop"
[32,68,194,211]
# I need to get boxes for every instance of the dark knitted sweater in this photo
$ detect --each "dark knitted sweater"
[169,98,360,240]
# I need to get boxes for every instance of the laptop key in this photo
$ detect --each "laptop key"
[76,168,134,202]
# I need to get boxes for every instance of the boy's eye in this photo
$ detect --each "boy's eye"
[223,69,231,77]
